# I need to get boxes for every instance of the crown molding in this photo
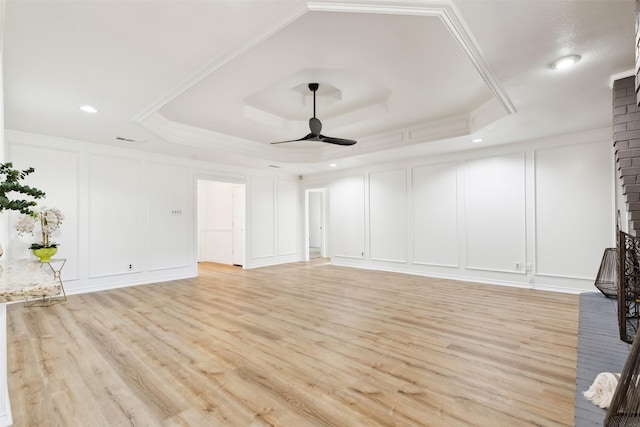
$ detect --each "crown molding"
[306,0,516,115]
[132,0,515,126]
[140,113,324,163]
[140,109,478,166]
[130,1,309,124]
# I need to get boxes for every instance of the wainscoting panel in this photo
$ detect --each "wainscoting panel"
[148,162,191,271]
[412,162,458,267]
[369,169,407,263]
[331,175,366,259]
[8,145,80,280]
[277,180,299,256]
[88,154,143,278]
[464,152,526,272]
[249,177,275,259]
[535,141,614,280]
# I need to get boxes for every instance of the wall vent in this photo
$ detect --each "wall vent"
[116,136,144,143]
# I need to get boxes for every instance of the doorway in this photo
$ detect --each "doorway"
[197,180,246,267]
[306,188,327,260]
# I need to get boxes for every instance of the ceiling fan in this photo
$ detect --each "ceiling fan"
[271,83,357,146]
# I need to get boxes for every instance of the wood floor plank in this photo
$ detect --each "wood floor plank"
[6,260,579,426]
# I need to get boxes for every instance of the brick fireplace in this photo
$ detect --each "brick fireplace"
[614,76,640,234]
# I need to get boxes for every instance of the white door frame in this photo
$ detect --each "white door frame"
[195,175,246,269]
[305,188,327,261]
[232,185,245,266]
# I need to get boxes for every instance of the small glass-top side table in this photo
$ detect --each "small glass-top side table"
[25,258,67,306]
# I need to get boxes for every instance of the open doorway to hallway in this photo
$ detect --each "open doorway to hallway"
[196,180,246,267]
[306,188,327,260]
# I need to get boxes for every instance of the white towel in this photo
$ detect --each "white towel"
[583,372,621,409]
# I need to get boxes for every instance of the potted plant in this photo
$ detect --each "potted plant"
[16,207,64,262]
[0,163,45,213]
[0,162,46,257]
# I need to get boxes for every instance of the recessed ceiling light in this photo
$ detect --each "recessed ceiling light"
[329,163,337,167]
[471,138,483,143]
[79,105,98,113]
[551,55,581,70]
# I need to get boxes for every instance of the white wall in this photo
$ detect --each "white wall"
[88,154,144,277]
[464,153,526,273]
[331,174,365,258]
[412,162,458,267]
[0,45,13,427]
[369,168,407,262]
[246,175,300,266]
[535,141,613,279]
[315,128,615,293]
[149,163,191,271]
[5,130,303,293]
[4,126,616,296]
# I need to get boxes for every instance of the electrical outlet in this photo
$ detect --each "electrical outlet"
[128,264,133,270]
[515,262,522,270]
[171,209,182,215]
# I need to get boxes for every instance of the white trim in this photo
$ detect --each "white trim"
[334,254,365,260]
[412,261,459,268]
[465,266,527,275]
[306,0,516,115]
[535,272,595,281]
[0,304,11,427]
[131,0,514,161]
[131,2,309,123]
[609,69,635,89]
[329,260,584,294]
[369,257,408,263]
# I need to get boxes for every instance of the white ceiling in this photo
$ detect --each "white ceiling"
[2,0,635,174]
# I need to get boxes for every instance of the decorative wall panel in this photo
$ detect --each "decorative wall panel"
[249,177,275,259]
[332,175,365,258]
[412,162,458,267]
[464,153,526,272]
[9,145,80,279]
[536,141,613,278]
[277,180,299,255]
[369,169,407,262]
[88,155,143,278]
[149,163,191,270]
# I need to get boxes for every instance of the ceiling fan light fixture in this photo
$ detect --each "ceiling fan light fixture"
[551,54,581,70]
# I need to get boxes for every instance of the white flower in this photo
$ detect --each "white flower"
[15,215,36,235]
[15,206,64,247]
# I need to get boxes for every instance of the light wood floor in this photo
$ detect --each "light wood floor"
[7,260,579,426]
